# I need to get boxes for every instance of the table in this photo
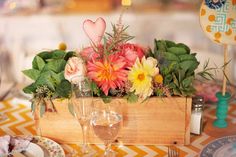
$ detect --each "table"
[1,98,236,157]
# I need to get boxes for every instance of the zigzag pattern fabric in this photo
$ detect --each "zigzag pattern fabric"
[1,99,236,156]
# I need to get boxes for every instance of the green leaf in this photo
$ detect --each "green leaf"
[32,56,45,70]
[51,50,66,59]
[91,82,101,96]
[22,69,40,80]
[163,74,172,85]
[125,92,138,103]
[64,51,76,61]
[40,103,46,117]
[51,71,64,85]
[35,71,56,91]
[155,40,167,53]
[168,62,179,73]
[37,51,53,60]
[23,83,36,94]
[179,54,197,62]
[101,95,112,103]
[165,40,176,48]
[176,43,190,53]
[172,73,179,86]
[164,52,179,61]
[31,102,35,112]
[180,60,199,73]
[182,76,194,88]
[44,59,66,73]
[68,102,75,117]
[55,80,71,98]
[167,47,187,55]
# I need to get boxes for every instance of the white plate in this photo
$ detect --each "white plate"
[9,136,65,157]
[200,135,236,157]
[32,136,65,157]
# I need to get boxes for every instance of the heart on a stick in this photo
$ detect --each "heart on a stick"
[83,17,106,44]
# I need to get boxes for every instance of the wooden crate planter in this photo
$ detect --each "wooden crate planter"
[35,97,192,145]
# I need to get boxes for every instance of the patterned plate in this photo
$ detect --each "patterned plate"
[199,0,236,45]
[200,135,236,157]
[33,136,65,157]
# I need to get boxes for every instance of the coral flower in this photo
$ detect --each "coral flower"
[87,55,128,95]
[80,45,103,61]
[128,57,159,99]
[118,43,145,67]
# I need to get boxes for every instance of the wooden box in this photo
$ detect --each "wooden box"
[35,97,192,145]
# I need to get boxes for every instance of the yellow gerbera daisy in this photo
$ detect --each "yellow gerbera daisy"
[128,57,159,99]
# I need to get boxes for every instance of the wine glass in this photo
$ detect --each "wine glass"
[70,75,94,155]
[91,100,123,157]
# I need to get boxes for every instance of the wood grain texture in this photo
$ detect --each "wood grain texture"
[36,97,192,145]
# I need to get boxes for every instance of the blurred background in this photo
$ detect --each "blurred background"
[0,0,235,99]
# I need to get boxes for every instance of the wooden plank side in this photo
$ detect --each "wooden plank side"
[38,97,191,145]
[184,97,192,145]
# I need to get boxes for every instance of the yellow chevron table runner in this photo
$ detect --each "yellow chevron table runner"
[1,98,236,157]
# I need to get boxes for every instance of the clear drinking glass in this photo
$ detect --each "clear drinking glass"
[70,75,94,155]
[91,100,123,157]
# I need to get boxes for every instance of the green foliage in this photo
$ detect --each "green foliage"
[22,49,76,99]
[148,39,200,96]
[125,92,138,103]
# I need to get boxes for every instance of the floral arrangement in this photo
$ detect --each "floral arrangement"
[23,17,203,108]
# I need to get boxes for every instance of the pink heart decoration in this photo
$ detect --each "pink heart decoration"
[83,17,106,44]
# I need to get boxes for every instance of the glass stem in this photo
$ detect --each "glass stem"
[104,141,112,157]
[81,124,89,153]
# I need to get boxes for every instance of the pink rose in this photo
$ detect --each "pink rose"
[64,57,86,83]
[118,43,145,67]
[80,45,103,61]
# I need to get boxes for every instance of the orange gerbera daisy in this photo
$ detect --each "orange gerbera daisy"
[87,55,128,95]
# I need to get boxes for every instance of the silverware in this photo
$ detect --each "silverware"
[168,146,179,157]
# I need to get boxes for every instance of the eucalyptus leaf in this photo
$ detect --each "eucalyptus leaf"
[31,103,35,112]
[68,102,75,117]
[40,103,46,117]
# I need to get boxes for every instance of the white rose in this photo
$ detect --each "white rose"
[142,57,159,76]
[64,57,86,83]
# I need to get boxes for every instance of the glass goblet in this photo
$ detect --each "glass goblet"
[70,75,94,155]
[91,100,123,157]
